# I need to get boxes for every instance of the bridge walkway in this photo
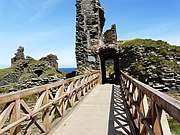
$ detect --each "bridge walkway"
[50,84,133,135]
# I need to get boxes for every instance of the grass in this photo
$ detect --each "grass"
[0,87,8,93]
[120,38,180,51]
[0,83,17,93]
[0,67,14,78]
[162,60,180,71]
[106,65,114,75]
[169,119,180,135]
[158,48,170,56]
[132,61,144,75]
[47,68,59,76]
[146,56,164,64]
[30,59,47,65]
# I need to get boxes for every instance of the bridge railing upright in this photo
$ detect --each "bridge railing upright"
[120,71,180,135]
[0,70,100,135]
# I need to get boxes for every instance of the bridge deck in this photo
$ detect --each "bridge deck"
[50,84,132,135]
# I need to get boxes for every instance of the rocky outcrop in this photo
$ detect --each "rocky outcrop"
[66,71,76,79]
[119,40,180,91]
[40,54,58,69]
[75,0,105,72]
[0,46,64,91]
[11,46,25,65]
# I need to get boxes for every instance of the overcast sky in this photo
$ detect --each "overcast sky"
[0,0,179,68]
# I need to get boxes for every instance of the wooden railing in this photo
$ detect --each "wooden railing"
[120,71,180,135]
[0,71,100,135]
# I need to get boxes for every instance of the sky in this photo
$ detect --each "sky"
[0,0,180,68]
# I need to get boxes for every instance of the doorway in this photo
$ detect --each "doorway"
[99,48,120,84]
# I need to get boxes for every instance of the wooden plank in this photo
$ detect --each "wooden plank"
[42,90,50,132]
[153,105,162,135]
[140,95,149,135]
[154,104,171,135]
[0,86,47,104]
[33,92,46,112]
[0,117,27,134]
[10,99,21,135]
[0,102,15,129]
[20,99,31,114]
[160,110,171,135]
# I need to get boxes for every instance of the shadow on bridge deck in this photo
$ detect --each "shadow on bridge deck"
[108,85,133,135]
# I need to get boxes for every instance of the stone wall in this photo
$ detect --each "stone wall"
[104,24,117,44]
[75,0,105,71]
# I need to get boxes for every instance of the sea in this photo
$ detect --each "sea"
[59,68,76,73]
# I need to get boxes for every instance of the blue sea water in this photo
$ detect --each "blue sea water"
[59,68,76,73]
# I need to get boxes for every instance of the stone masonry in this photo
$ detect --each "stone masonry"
[75,0,105,71]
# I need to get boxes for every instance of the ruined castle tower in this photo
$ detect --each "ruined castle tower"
[75,0,105,71]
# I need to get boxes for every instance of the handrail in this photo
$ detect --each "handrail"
[120,71,180,135]
[0,70,100,134]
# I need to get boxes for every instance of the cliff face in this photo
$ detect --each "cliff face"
[75,0,105,72]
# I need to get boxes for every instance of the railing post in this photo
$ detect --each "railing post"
[152,104,171,135]
[10,99,21,135]
[132,85,138,120]
[42,90,50,132]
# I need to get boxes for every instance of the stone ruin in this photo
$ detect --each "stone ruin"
[104,24,117,44]
[0,46,66,93]
[40,54,58,69]
[11,46,25,65]
[11,46,58,69]
[75,0,106,71]
[0,46,61,88]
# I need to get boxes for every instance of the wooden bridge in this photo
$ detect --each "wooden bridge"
[0,71,180,135]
